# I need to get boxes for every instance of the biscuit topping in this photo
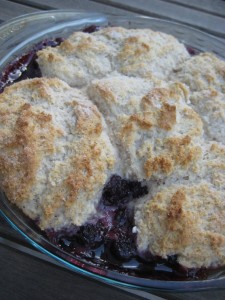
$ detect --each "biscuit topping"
[0,78,116,230]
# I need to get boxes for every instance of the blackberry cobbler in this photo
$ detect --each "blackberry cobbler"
[0,25,225,281]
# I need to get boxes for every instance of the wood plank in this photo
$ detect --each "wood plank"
[1,239,225,300]
[0,217,31,246]
[91,0,225,38]
[0,217,164,300]
[2,214,225,300]
[155,290,225,300]
[0,244,145,300]
[165,0,225,18]
[0,0,39,22]
[8,0,135,16]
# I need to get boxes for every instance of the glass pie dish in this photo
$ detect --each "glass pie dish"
[0,10,225,293]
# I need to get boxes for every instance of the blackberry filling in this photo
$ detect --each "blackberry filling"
[101,175,148,206]
[0,38,64,93]
[46,175,219,281]
[83,25,100,33]
[0,29,223,281]
[186,46,200,56]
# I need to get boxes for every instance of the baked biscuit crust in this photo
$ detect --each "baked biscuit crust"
[37,26,189,86]
[190,89,225,142]
[135,184,225,268]
[0,78,116,230]
[170,52,225,93]
[135,141,225,268]
[88,77,203,180]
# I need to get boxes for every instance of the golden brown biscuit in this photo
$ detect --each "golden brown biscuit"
[135,141,225,268]
[135,184,225,268]
[0,78,116,230]
[88,76,203,180]
[170,52,225,93]
[190,89,225,143]
[37,27,189,87]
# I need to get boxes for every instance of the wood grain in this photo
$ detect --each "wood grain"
[91,0,225,38]
[0,244,146,300]
[8,0,135,16]
[0,236,225,300]
[163,0,225,18]
[0,0,39,22]
[0,216,164,300]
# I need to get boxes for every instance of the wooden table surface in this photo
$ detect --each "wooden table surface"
[0,1,225,300]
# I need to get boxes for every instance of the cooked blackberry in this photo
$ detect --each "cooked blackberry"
[102,175,148,206]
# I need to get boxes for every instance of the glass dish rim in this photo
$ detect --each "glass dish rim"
[0,9,225,292]
[1,9,225,42]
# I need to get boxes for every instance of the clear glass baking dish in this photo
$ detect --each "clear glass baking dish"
[0,10,225,293]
